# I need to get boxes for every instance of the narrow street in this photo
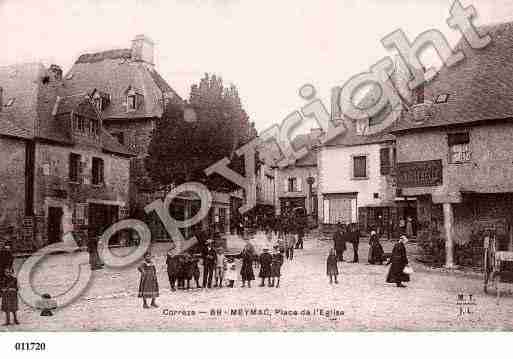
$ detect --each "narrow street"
[2,233,513,331]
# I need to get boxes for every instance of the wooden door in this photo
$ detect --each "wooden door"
[47,207,63,244]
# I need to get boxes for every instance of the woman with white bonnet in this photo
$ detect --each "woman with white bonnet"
[386,235,411,287]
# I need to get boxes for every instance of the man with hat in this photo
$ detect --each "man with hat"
[202,240,217,288]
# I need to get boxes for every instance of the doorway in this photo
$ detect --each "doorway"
[47,207,63,244]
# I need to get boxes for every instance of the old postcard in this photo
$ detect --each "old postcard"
[0,1,513,351]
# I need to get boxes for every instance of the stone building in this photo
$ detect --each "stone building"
[391,22,513,267]
[62,35,182,214]
[0,63,132,252]
[275,130,321,224]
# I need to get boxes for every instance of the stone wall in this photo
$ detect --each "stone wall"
[0,137,26,249]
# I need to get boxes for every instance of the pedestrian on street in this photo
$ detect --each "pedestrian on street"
[176,255,186,290]
[285,232,296,260]
[0,242,14,289]
[87,236,103,271]
[386,235,411,288]
[332,223,346,262]
[270,246,284,288]
[225,258,238,288]
[240,246,255,288]
[348,223,360,263]
[368,230,384,265]
[137,252,159,309]
[258,247,273,287]
[214,249,227,288]
[185,254,201,290]
[1,268,19,325]
[166,248,180,291]
[326,248,339,284]
[406,217,414,238]
[202,242,217,289]
[295,224,305,250]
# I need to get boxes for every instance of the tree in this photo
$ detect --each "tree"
[146,73,257,192]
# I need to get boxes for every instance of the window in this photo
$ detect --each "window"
[285,177,302,192]
[353,155,367,178]
[92,157,104,185]
[448,132,471,163]
[127,94,136,110]
[69,153,81,182]
[288,177,297,192]
[323,196,357,224]
[112,132,125,145]
[380,148,391,175]
[73,114,99,137]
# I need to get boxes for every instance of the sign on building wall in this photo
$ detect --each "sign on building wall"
[396,160,442,188]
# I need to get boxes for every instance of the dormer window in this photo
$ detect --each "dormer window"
[91,90,110,112]
[73,113,100,138]
[126,87,143,112]
[435,93,450,104]
[127,93,136,110]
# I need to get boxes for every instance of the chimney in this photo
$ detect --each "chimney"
[131,34,154,65]
[48,64,63,81]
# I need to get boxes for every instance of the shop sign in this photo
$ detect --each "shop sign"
[396,159,442,188]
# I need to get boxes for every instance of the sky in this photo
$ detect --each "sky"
[1,0,512,134]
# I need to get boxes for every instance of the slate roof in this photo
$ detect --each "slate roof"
[0,115,32,139]
[0,62,133,156]
[391,21,513,133]
[63,49,182,121]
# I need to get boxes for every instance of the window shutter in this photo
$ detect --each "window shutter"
[284,178,288,192]
[298,177,303,192]
[380,148,390,175]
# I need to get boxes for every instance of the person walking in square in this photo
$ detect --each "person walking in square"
[386,235,410,288]
[326,248,339,284]
[185,254,202,290]
[332,223,346,262]
[2,268,19,325]
[270,246,284,288]
[137,252,159,308]
[202,242,217,289]
[0,242,14,289]
[285,232,296,261]
[258,247,273,287]
[225,258,238,288]
[166,249,180,291]
[240,246,255,288]
[368,230,384,265]
[214,249,227,288]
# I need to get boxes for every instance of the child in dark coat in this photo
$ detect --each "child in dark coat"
[327,248,339,284]
[188,255,202,289]
[2,268,19,325]
[258,248,273,287]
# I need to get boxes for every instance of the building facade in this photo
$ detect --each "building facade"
[0,63,132,252]
[391,22,513,267]
[274,131,320,225]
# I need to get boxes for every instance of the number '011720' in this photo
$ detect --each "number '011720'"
[14,342,46,351]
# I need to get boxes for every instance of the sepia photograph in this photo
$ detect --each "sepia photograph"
[0,0,513,355]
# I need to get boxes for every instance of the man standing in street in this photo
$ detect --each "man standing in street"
[202,241,217,288]
[332,223,346,262]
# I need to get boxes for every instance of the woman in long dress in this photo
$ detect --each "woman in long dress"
[386,235,410,287]
[240,245,255,288]
[368,231,384,265]
[138,252,159,308]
